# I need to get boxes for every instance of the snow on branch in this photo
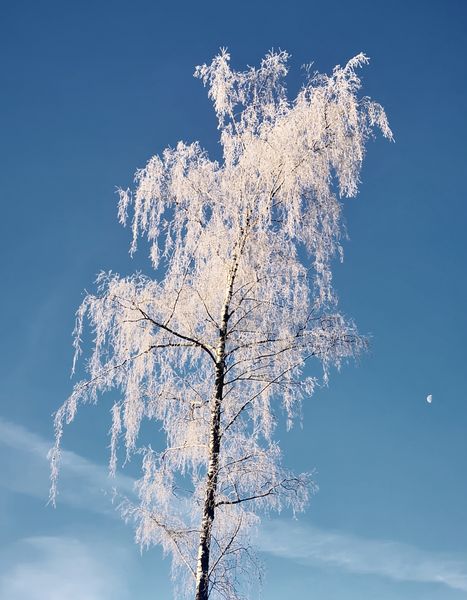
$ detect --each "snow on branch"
[51,48,391,600]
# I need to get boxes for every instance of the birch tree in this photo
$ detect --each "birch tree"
[50,49,391,600]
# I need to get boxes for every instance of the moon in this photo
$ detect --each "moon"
[426,394,432,404]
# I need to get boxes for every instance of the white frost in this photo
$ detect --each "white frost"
[50,49,391,599]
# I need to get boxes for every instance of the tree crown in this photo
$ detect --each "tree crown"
[50,49,391,599]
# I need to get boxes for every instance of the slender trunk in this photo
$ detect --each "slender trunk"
[194,242,243,600]
[194,358,224,600]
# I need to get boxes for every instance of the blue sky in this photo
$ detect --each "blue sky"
[1,0,467,598]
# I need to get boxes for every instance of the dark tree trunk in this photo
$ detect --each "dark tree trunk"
[194,364,223,600]
[194,228,246,600]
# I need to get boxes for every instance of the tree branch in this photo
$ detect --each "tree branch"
[215,477,301,507]
[223,353,315,433]
[134,305,216,362]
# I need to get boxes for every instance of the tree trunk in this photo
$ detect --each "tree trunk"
[194,361,223,600]
[194,256,240,599]
[194,218,249,599]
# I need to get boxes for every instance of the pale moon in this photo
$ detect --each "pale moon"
[426,394,432,404]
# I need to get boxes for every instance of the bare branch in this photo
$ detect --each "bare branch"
[134,304,216,362]
[215,477,304,507]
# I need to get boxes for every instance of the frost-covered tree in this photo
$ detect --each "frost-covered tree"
[50,50,391,600]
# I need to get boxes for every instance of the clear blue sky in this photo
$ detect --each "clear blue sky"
[1,1,466,598]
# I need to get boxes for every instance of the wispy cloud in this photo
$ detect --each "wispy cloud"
[3,417,467,595]
[0,536,129,600]
[0,417,135,515]
[259,520,467,593]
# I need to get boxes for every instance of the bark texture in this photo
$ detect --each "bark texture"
[194,250,241,600]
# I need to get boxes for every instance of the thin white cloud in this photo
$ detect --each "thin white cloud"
[259,520,467,593]
[0,416,135,515]
[0,536,129,600]
[3,417,467,595]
